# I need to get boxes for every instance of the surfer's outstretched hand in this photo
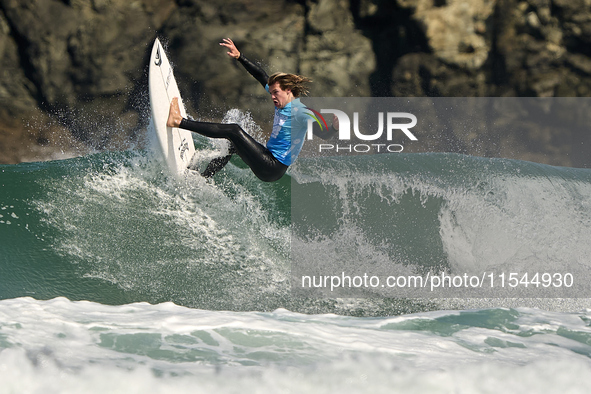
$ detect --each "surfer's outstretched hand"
[332,114,339,131]
[220,38,240,59]
[167,97,183,128]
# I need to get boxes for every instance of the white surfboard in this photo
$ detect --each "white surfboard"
[148,38,195,175]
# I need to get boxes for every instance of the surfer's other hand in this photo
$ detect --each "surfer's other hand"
[332,114,339,131]
[220,38,240,59]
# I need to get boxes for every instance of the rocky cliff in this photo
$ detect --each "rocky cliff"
[0,0,590,166]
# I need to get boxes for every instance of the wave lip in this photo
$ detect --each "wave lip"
[291,153,591,298]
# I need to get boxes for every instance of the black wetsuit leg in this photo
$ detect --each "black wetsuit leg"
[200,144,236,178]
[180,119,287,182]
[200,154,233,178]
[191,53,281,180]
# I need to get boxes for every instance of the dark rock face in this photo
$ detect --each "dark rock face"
[0,0,177,160]
[0,0,590,166]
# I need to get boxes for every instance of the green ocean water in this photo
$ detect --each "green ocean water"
[2,149,590,311]
[1,150,292,308]
[2,147,591,393]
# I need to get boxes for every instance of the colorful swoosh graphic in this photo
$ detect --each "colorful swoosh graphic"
[305,107,328,131]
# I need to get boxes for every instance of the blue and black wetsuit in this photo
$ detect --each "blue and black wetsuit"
[179,54,307,182]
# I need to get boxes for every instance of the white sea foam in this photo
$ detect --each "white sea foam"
[1,297,591,393]
[31,150,291,309]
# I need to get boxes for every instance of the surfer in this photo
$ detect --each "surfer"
[167,38,337,182]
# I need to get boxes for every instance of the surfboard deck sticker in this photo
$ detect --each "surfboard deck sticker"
[148,38,195,175]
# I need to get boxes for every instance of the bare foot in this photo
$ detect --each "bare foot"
[166,97,183,127]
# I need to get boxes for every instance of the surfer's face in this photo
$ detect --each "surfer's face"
[269,82,293,109]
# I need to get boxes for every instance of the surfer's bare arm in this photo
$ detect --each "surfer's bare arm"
[220,37,268,88]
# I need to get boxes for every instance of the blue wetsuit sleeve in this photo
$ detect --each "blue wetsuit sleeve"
[237,53,269,88]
